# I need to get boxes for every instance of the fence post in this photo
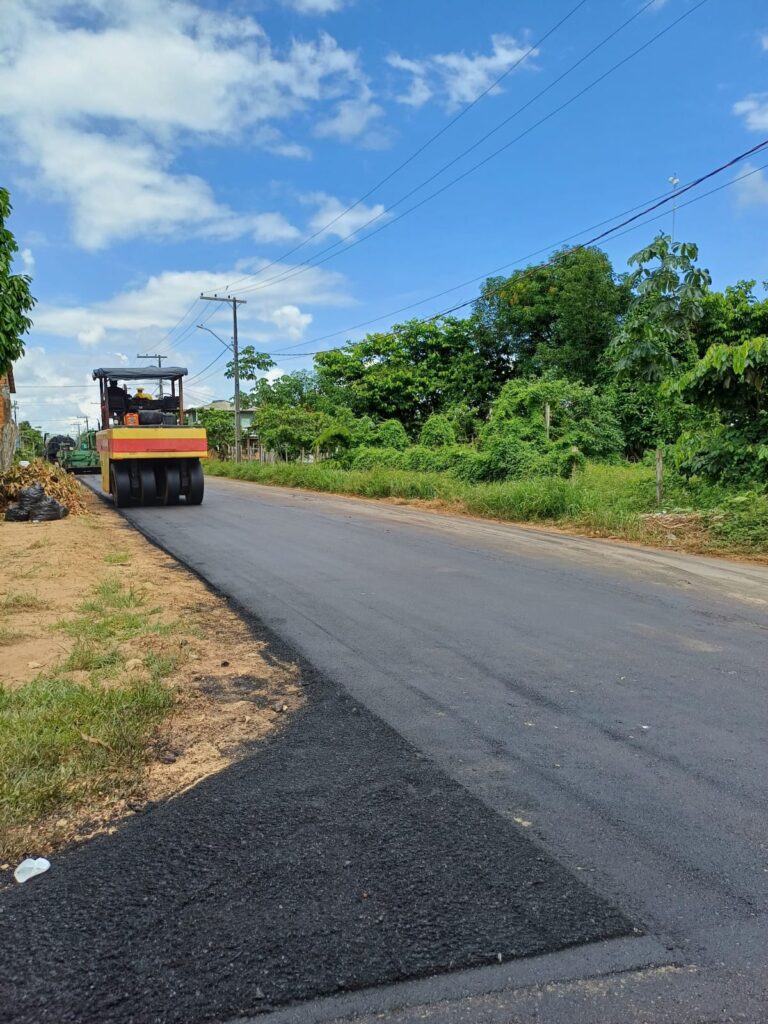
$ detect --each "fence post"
[655,447,664,506]
[544,403,551,441]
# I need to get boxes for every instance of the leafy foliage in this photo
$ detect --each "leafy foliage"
[195,408,235,456]
[0,188,35,374]
[609,235,710,382]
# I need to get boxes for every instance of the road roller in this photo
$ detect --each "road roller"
[93,366,208,507]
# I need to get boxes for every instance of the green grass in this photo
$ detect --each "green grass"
[0,577,186,858]
[104,550,131,565]
[0,675,172,839]
[206,458,768,555]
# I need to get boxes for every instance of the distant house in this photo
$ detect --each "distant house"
[0,362,17,472]
[185,400,255,432]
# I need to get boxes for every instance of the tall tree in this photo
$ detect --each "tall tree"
[0,189,36,471]
[473,247,627,384]
[609,235,710,382]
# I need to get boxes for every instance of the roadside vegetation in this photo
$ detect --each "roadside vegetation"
[1,576,177,857]
[0,491,303,866]
[206,233,768,557]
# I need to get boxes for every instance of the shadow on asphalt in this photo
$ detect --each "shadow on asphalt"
[0,672,635,1024]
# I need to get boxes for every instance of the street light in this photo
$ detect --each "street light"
[196,323,240,462]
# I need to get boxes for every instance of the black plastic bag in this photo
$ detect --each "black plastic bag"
[4,503,30,522]
[30,496,69,522]
[16,483,45,511]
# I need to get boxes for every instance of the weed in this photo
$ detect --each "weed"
[104,551,131,565]
[0,625,25,647]
[61,644,124,673]
[1,591,49,614]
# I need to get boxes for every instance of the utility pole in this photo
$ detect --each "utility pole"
[668,174,680,240]
[199,293,246,463]
[137,352,167,397]
[11,400,18,425]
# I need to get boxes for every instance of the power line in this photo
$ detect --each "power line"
[232,0,706,301]
[223,0,589,294]
[249,145,768,360]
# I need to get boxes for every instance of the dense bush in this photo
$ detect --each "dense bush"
[372,419,410,450]
[419,414,457,448]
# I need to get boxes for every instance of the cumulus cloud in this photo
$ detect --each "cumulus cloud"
[19,248,35,272]
[31,261,352,352]
[388,34,537,110]
[0,0,377,248]
[734,94,768,132]
[302,192,389,239]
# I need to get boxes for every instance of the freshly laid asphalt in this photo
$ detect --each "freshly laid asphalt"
[0,631,631,1024]
[5,475,768,1022]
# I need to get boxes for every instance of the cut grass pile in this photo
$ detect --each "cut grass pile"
[0,577,181,858]
[206,459,768,556]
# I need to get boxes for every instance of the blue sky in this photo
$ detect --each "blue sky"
[3,0,767,434]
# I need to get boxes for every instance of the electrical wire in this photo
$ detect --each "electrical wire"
[253,147,768,359]
[231,0,707,301]
[223,0,590,294]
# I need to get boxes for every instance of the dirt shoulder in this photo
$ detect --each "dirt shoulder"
[1,485,303,864]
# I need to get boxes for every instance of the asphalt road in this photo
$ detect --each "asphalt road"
[83,475,768,1021]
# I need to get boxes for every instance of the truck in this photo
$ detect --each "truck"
[58,430,100,474]
[93,366,208,506]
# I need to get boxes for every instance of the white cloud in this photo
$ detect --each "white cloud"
[0,0,375,248]
[387,55,432,108]
[388,34,537,110]
[31,261,352,352]
[15,257,353,427]
[315,84,384,141]
[734,164,768,207]
[302,192,389,239]
[762,33,768,51]
[734,94,768,132]
[269,305,313,339]
[19,248,35,272]
[283,0,354,12]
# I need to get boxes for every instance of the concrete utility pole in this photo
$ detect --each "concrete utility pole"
[137,353,167,398]
[199,293,246,463]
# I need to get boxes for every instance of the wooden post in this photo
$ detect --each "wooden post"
[655,447,664,506]
[544,402,551,441]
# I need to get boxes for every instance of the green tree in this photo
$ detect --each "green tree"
[609,235,711,382]
[226,346,275,384]
[473,247,627,384]
[16,420,44,458]
[672,335,768,484]
[0,189,35,373]
[254,405,329,459]
[196,408,235,456]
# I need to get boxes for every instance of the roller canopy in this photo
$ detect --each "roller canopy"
[93,367,188,381]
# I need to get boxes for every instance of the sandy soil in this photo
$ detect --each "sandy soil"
[0,485,303,858]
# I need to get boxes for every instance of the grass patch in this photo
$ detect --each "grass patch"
[206,458,768,555]
[0,675,172,848]
[1,591,49,614]
[0,625,25,647]
[61,643,124,673]
[0,575,189,859]
[104,550,131,565]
